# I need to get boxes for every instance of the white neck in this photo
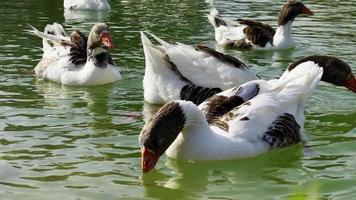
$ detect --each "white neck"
[165,100,269,160]
[88,47,107,58]
[273,21,295,48]
[143,49,187,104]
[165,101,213,159]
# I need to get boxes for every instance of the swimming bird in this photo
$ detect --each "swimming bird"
[140,31,259,105]
[208,0,314,49]
[64,0,111,10]
[27,22,122,86]
[139,56,356,173]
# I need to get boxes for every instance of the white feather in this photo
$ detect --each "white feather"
[141,32,186,104]
[64,0,111,10]
[207,8,247,45]
[165,62,324,160]
[141,31,258,104]
[29,23,121,86]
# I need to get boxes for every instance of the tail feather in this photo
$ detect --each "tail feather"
[144,31,174,51]
[207,8,224,28]
[140,31,177,74]
[44,22,67,38]
[140,31,153,46]
[141,31,168,69]
[141,31,188,103]
[26,23,71,51]
[26,24,70,43]
[277,61,323,102]
[207,8,238,28]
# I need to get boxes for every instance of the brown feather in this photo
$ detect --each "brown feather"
[196,45,248,69]
[237,19,275,47]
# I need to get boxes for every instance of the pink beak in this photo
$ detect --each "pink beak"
[101,32,114,48]
[345,74,356,93]
[302,5,314,15]
[141,147,160,173]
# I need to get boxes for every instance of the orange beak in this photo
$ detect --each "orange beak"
[302,5,314,15]
[345,74,356,93]
[141,147,160,173]
[101,32,114,48]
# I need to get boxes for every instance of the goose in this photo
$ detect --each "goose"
[27,22,122,86]
[64,0,111,10]
[208,0,314,49]
[141,31,259,105]
[139,56,356,173]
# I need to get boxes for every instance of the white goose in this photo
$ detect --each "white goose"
[208,0,314,49]
[27,22,122,86]
[141,31,259,105]
[64,0,111,10]
[139,56,356,173]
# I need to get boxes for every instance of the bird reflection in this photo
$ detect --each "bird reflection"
[34,80,115,131]
[64,9,110,24]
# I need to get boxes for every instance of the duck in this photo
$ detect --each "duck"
[27,22,122,86]
[207,0,314,49]
[64,0,111,10]
[139,55,356,173]
[140,31,259,105]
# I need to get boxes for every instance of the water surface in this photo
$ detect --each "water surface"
[0,0,355,199]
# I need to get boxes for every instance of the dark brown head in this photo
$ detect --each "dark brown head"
[139,101,187,173]
[278,0,314,26]
[288,55,356,92]
[88,23,113,50]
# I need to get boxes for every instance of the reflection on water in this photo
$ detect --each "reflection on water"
[142,147,306,199]
[64,9,111,24]
[34,81,116,131]
[0,0,355,199]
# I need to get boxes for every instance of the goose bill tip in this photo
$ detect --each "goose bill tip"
[345,74,356,93]
[101,32,114,48]
[141,147,160,173]
[302,6,314,15]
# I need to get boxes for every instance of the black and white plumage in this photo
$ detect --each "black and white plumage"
[140,57,356,173]
[27,22,121,86]
[262,113,301,149]
[208,0,314,49]
[180,85,222,105]
[140,31,258,105]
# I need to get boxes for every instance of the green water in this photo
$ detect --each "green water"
[0,0,355,199]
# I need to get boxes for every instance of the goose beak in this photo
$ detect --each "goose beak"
[141,147,160,173]
[101,32,114,48]
[345,74,356,93]
[302,5,314,15]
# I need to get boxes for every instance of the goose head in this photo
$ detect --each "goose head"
[139,101,202,173]
[87,23,114,66]
[277,0,314,26]
[288,55,356,92]
[87,23,113,50]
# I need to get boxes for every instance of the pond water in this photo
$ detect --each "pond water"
[0,0,355,199]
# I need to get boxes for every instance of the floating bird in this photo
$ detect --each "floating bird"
[139,56,356,173]
[141,31,258,105]
[27,22,121,86]
[208,0,314,49]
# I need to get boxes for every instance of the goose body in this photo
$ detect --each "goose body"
[28,23,121,86]
[141,31,258,105]
[139,56,356,172]
[208,1,313,49]
[64,0,111,10]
